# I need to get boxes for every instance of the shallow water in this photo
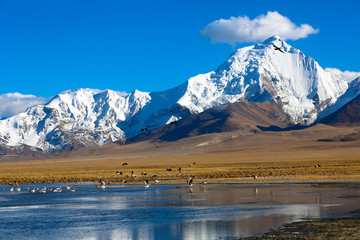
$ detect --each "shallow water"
[0,183,360,240]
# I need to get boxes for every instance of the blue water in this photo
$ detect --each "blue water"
[0,183,360,240]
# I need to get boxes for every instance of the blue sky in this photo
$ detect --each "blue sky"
[1,0,360,98]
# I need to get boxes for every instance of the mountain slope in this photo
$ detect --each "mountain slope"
[0,35,359,152]
[122,100,292,144]
[321,92,360,125]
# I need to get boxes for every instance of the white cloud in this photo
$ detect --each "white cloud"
[200,11,319,44]
[325,68,360,83]
[0,93,49,118]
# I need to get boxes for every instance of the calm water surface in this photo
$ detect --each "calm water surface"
[0,183,360,240]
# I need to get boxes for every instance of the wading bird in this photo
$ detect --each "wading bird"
[187,177,194,186]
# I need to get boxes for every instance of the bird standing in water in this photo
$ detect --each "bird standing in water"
[187,177,194,186]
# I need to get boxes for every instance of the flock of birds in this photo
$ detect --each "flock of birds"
[1,184,76,194]
[97,161,205,190]
[96,175,198,190]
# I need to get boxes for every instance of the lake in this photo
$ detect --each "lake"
[1,182,360,240]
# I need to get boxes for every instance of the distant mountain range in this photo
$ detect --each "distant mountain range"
[1,35,359,153]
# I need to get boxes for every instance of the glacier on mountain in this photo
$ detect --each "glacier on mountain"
[0,35,359,152]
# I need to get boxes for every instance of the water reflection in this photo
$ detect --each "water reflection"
[0,183,359,240]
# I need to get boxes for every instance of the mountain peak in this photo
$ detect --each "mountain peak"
[205,35,350,124]
[254,35,295,53]
[263,35,283,43]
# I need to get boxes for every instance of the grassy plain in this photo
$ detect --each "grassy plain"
[1,124,359,184]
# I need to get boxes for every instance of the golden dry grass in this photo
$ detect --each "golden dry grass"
[1,147,360,184]
[1,124,359,184]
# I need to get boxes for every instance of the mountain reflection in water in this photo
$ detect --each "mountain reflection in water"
[0,183,359,240]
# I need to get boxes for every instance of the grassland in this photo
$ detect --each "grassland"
[1,124,359,185]
[1,145,359,184]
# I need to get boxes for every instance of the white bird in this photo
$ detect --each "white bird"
[15,187,21,192]
[143,180,151,189]
[70,188,75,192]
[154,179,160,184]
[39,187,46,193]
[100,180,107,189]
[66,186,71,190]
[9,187,14,192]
[29,188,36,193]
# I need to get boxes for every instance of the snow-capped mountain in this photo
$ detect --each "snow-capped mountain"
[178,35,350,124]
[1,35,359,152]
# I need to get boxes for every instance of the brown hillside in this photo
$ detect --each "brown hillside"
[122,100,293,143]
[322,94,360,125]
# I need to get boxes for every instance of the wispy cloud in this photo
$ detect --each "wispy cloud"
[201,11,319,44]
[325,68,360,83]
[0,93,49,118]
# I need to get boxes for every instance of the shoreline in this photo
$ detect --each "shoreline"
[238,213,360,239]
[2,178,360,186]
[1,169,360,185]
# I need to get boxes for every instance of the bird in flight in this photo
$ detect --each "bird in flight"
[272,44,285,53]
[99,180,106,190]
[143,180,151,188]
